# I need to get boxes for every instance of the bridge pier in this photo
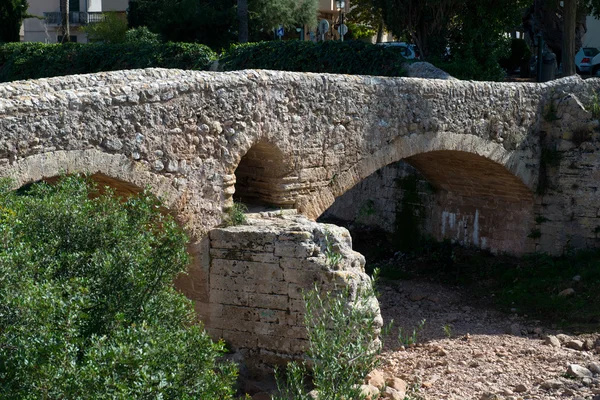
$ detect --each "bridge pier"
[175,211,382,374]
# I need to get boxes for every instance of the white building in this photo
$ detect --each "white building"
[583,15,600,50]
[23,0,128,43]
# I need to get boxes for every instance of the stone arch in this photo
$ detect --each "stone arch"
[233,141,297,208]
[299,132,537,220]
[312,134,535,254]
[3,148,213,323]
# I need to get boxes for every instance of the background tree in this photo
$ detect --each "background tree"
[238,0,249,43]
[128,0,236,49]
[0,0,28,43]
[347,0,385,43]
[81,12,128,43]
[60,0,69,42]
[563,0,577,75]
[247,0,318,41]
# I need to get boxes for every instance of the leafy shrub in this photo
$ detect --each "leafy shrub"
[81,12,129,44]
[125,26,161,44]
[220,40,407,77]
[0,41,216,82]
[275,279,381,400]
[0,176,236,399]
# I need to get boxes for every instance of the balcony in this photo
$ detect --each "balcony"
[44,11,105,26]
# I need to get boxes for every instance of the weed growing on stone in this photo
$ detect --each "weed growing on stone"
[223,201,248,226]
[543,99,559,122]
[442,324,453,339]
[527,228,541,239]
[397,319,426,347]
[324,231,343,267]
[588,92,600,119]
[274,279,382,400]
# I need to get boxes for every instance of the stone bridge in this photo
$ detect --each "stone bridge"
[1,69,600,370]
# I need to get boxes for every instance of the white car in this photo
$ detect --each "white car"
[576,47,600,74]
[378,42,419,60]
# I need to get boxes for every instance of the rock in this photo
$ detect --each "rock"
[514,384,528,393]
[558,288,575,297]
[102,137,123,151]
[386,377,407,396]
[383,386,403,400]
[153,160,164,171]
[589,362,600,374]
[252,392,271,400]
[567,364,593,378]
[544,335,561,347]
[409,293,425,301]
[403,61,456,80]
[510,323,522,336]
[360,384,380,399]
[540,379,563,390]
[366,369,386,389]
[166,159,179,173]
[556,334,571,343]
[572,275,581,282]
[584,338,595,350]
[565,340,584,350]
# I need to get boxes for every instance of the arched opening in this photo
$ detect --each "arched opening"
[319,150,535,255]
[234,142,296,209]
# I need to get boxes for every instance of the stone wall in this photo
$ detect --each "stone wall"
[177,211,381,373]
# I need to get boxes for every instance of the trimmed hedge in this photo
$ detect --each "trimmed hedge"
[0,42,216,82]
[220,40,407,77]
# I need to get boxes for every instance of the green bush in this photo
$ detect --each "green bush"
[220,40,407,77]
[275,279,381,400]
[0,41,216,82]
[0,176,237,399]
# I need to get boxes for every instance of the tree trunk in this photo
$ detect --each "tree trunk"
[376,17,384,43]
[562,0,577,76]
[237,0,249,43]
[60,0,70,42]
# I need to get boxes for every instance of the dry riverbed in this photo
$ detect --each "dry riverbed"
[372,279,600,400]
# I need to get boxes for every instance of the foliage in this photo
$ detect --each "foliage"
[324,231,343,267]
[347,0,384,41]
[128,0,236,50]
[81,12,128,44]
[499,38,533,73]
[0,176,237,399]
[375,0,528,81]
[223,201,248,227]
[442,324,452,338]
[125,26,162,44]
[220,40,407,76]
[0,42,216,82]
[587,92,600,119]
[346,22,377,41]
[248,0,318,33]
[275,280,381,400]
[0,0,28,43]
[397,319,426,347]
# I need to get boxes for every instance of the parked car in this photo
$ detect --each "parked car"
[378,42,420,60]
[576,47,600,74]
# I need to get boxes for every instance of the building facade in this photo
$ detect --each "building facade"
[23,0,128,43]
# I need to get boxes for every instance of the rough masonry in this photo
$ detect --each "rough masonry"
[1,69,600,367]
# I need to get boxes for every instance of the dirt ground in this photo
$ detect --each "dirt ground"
[376,279,600,400]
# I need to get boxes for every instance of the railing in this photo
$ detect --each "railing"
[43,11,105,25]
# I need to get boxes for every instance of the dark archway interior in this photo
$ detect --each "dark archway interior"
[234,142,295,208]
[320,151,535,255]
